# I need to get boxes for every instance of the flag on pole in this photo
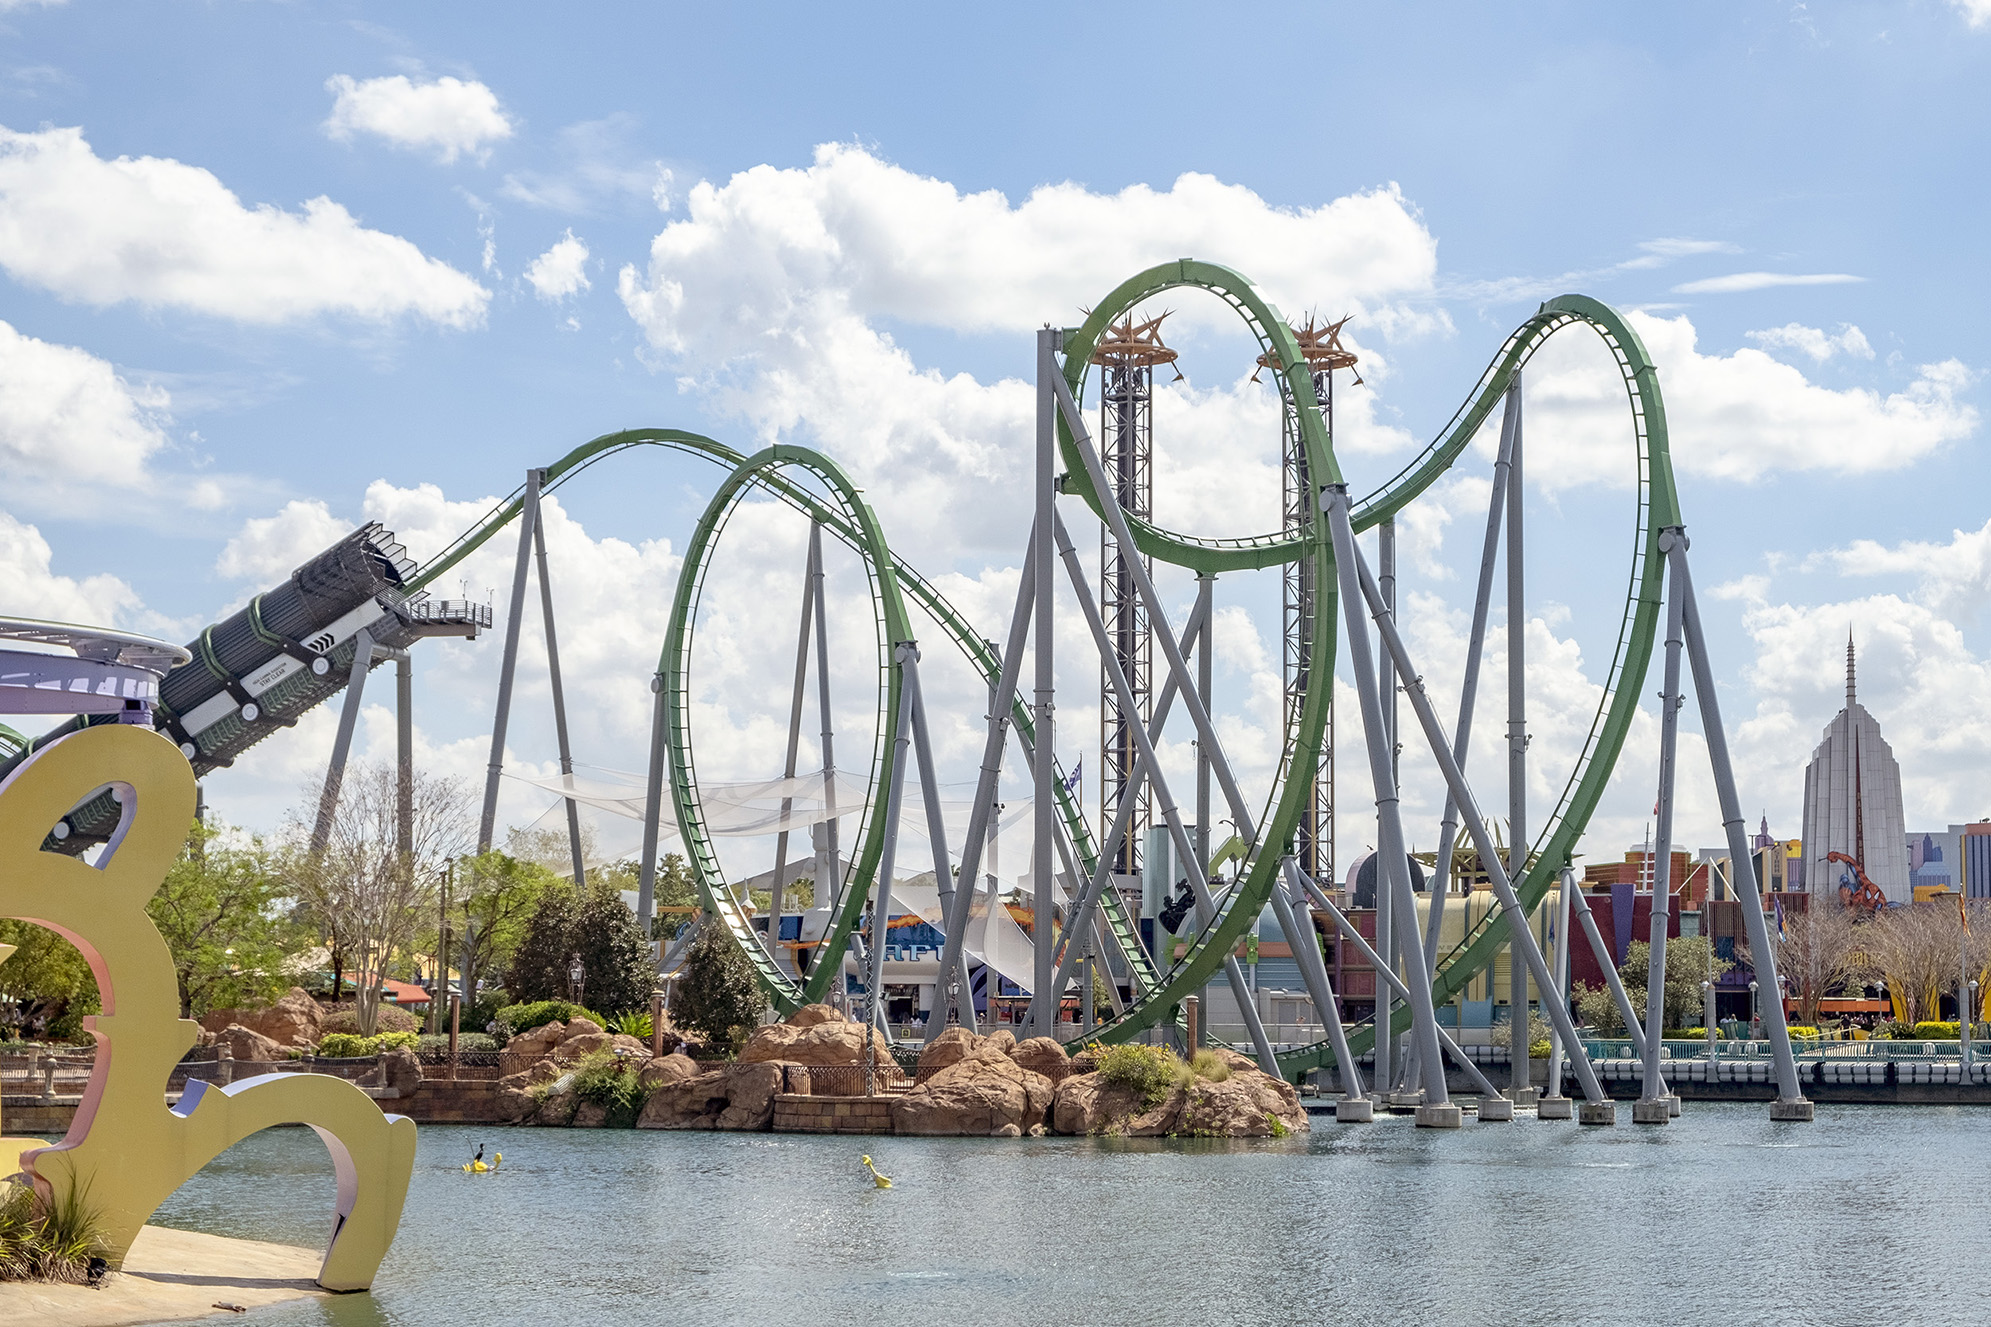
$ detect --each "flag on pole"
[1062,758,1082,796]
[1773,895,1787,942]
[1958,893,1971,937]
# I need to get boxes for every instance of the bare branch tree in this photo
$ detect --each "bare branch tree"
[287,763,472,1035]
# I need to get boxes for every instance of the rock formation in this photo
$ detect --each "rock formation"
[892,1047,1053,1137]
[637,1062,783,1130]
[199,987,325,1048]
[1051,1047,1308,1137]
[738,1005,893,1067]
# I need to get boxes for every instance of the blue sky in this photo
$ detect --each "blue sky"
[1,2,1987,872]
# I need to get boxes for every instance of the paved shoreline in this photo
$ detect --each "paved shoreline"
[0,1224,328,1327]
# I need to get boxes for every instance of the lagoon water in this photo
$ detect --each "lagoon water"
[149,1105,1991,1326]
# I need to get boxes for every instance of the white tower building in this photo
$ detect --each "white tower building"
[1799,633,1908,903]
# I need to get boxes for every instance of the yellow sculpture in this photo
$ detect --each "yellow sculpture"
[0,725,416,1291]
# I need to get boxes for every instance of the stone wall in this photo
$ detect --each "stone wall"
[771,1094,894,1134]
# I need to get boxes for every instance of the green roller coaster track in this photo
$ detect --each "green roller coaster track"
[402,258,1677,1082]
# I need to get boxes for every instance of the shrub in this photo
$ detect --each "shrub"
[415,1033,497,1056]
[494,1000,605,1038]
[605,1010,654,1039]
[1096,1044,1184,1108]
[570,1049,649,1127]
[0,1178,106,1284]
[320,1004,419,1037]
[1912,1021,1961,1040]
[672,929,767,1056]
[1785,1025,1822,1040]
[316,1031,420,1058]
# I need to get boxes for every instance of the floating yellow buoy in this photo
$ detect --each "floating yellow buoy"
[860,1154,892,1189]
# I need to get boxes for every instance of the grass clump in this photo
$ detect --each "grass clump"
[0,1178,107,1284]
[493,1000,607,1040]
[1188,1049,1232,1082]
[570,1049,650,1127]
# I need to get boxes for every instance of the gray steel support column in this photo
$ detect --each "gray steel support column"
[1051,372,1257,850]
[1043,594,1210,1027]
[811,522,841,919]
[1052,514,1276,1071]
[1292,863,1500,1099]
[395,653,413,867]
[479,468,541,853]
[1322,490,1448,1103]
[865,642,919,1064]
[532,516,586,887]
[1335,493,1607,1103]
[1670,538,1805,1104]
[1506,378,1529,1096]
[1272,857,1361,1097]
[1194,572,1214,1038]
[1570,881,1646,1057]
[768,525,820,973]
[635,671,667,941]
[1641,532,1689,1105]
[1375,519,1396,1096]
[312,626,378,854]
[1546,864,1576,1096]
[902,647,975,1026]
[1032,328,1058,1037]
[925,537,1037,1043]
[1427,379,1519,969]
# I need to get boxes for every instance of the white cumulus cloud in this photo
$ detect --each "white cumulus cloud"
[524,230,590,302]
[1745,322,1875,361]
[0,124,489,326]
[214,498,354,583]
[0,318,173,493]
[324,74,514,164]
[1954,0,1991,29]
[1505,311,1975,488]
[0,507,141,629]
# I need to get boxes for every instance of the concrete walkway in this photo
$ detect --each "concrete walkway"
[0,1224,329,1327]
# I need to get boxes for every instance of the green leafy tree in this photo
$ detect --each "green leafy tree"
[671,927,767,1055]
[0,922,99,1042]
[148,821,301,1019]
[505,881,656,1016]
[452,850,562,1016]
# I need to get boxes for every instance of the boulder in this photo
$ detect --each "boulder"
[561,1018,605,1039]
[1051,1074,1185,1136]
[199,987,327,1048]
[637,1062,782,1131]
[496,1086,538,1122]
[572,1101,610,1129]
[507,1021,566,1058]
[212,1024,288,1065]
[556,1031,613,1060]
[891,1049,1054,1137]
[362,1046,422,1098]
[980,1030,1017,1056]
[609,1033,653,1058]
[739,1018,892,1068]
[1178,1071,1309,1137]
[534,1084,580,1126]
[789,1003,845,1028]
[1007,1036,1069,1081]
[639,1053,701,1089]
[918,1026,980,1073]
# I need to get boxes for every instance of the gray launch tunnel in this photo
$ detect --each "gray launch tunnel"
[1,523,488,852]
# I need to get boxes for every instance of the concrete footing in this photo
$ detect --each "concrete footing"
[1536,1095,1572,1120]
[1666,1094,1682,1117]
[1506,1087,1540,1108]
[1385,1090,1425,1112]
[1577,1100,1617,1126]
[1632,1098,1672,1125]
[1770,1097,1816,1122]
[1415,1103,1464,1129]
[1335,1098,1375,1123]
[1477,1097,1515,1122]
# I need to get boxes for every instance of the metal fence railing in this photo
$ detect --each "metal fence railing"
[1581,1037,1991,1062]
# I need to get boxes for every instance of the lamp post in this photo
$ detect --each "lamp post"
[1702,979,1716,1064]
[1967,979,1979,1078]
[568,953,586,1008]
[948,979,961,1027]
[1749,979,1761,1041]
